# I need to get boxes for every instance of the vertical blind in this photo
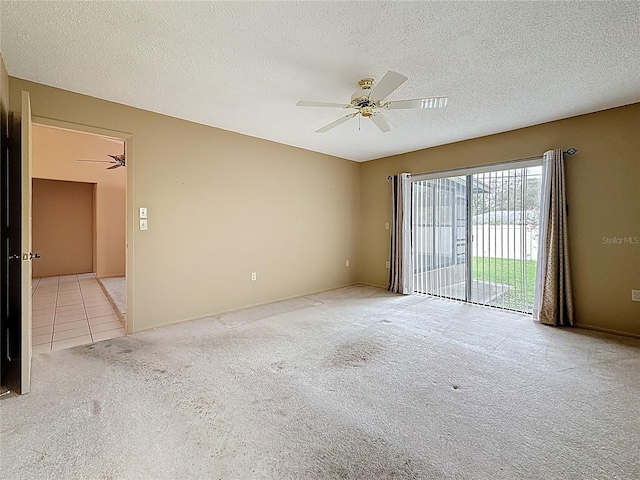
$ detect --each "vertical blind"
[412,176,467,301]
[411,163,542,313]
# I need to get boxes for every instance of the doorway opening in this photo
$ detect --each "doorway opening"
[411,161,542,313]
[31,124,127,353]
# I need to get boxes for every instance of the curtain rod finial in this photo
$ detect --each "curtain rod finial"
[565,148,577,155]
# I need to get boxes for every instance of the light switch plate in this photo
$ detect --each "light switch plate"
[140,219,148,230]
[139,207,147,219]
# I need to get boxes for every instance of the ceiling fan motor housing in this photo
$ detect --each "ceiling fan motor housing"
[351,77,379,112]
[351,94,377,107]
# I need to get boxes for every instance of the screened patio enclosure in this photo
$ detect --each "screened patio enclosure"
[411,162,542,313]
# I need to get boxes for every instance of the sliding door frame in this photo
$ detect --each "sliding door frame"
[465,175,473,303]
[411,157,543,183]
[410,156,543,312]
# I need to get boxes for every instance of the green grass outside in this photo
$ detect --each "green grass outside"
[471,257,537,312]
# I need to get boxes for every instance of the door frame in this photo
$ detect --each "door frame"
[31,116,135,334]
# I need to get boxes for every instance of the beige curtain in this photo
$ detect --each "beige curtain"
[533,149,574,326]
[388,173,413,294]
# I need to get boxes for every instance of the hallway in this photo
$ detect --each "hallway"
[32,274,124,354]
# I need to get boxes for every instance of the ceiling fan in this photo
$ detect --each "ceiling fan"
[76,152,125,169]
[297,70,448,133]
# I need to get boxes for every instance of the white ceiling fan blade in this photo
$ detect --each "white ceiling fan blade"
[315,113,357,133]
[369,70,408,102]
[370,114,392,133]
[387,96,449,109]
[297,100,352,108]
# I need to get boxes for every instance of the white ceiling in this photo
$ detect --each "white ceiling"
[2,1,639,162]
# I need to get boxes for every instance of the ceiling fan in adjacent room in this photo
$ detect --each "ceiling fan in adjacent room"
[296,70,448,133]
[76,151,126,170]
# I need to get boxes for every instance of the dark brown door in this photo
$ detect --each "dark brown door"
[1,111,23,393]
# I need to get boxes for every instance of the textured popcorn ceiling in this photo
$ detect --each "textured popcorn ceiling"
[2,1,639,161]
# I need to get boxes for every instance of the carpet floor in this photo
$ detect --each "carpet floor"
[1,285,639,479]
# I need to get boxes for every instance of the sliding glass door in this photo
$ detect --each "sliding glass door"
[411,162,542,313]
[470,166,542,312]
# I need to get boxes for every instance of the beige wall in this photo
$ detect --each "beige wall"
[10,76,638,337]
[10,78,361,332]
[31,125,126,278]
[32,178,94,277]
[359,104,640,336]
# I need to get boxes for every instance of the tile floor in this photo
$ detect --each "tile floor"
[31,273,125,354]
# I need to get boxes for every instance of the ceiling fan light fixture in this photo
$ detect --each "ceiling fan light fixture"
[360,106,374,117]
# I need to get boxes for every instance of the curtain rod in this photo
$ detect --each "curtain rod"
[386,148,578,180]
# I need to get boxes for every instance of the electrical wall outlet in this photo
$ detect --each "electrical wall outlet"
[632,290,640,302]
[385,261,390,269]
[251,272,257,281]
[385,223,389,230]
[345,260,350,267]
